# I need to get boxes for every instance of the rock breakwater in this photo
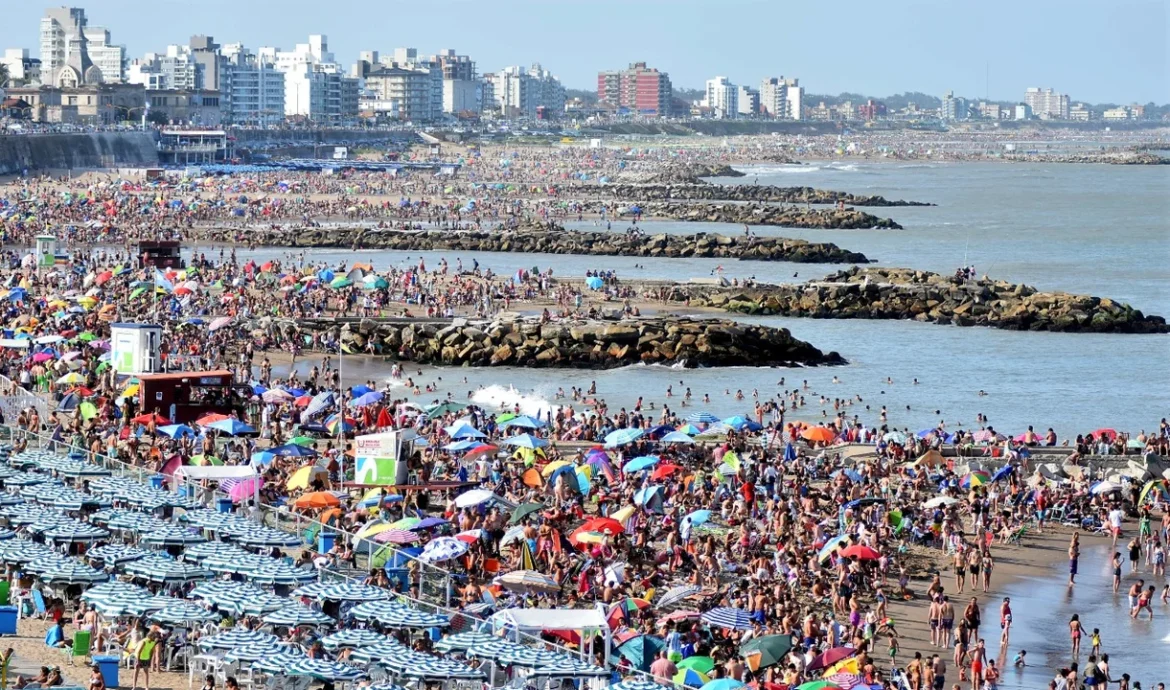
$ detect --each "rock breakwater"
[597,183,933,207]
[193,225,871,264]
[681,267,1168,334]
[280,317,846,369]
[619,202,902,229]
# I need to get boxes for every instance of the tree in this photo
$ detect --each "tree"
[145,110,169,126]
[0,63,9,89]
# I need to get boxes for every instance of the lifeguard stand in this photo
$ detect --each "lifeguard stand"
[35,235,57,268]
[110,323,163,375]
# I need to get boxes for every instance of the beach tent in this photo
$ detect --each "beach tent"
[174,465,260,504]
[915,450,945,467]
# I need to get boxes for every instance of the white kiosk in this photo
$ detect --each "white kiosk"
[110,323,164,375]
[35,235,58,268]
[353,429,417,486]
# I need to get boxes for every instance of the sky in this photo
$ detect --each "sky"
[2,0,1166,103]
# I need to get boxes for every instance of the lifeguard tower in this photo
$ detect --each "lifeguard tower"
[35,235,67,268]
[110,323,164,375]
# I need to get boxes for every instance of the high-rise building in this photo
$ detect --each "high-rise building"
[704,76,737,118]
[487,64,563,118]
[759,77,802,120]
[0,49,42,86]
[221,43,286,127]
[596,62,673,117]
[82,27,124,82]
[1024,87,1070,120]
[856,99,887,120]
[262,35,358,121]
[127,45,201,90]
[737,85,759,117]
[40,7,100,87]
[941,90,968,120]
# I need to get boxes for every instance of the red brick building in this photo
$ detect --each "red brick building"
[597,62,673,117]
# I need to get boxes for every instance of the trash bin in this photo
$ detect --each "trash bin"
[317,532,335,554]
[215,497,233,513]
[92,655,119,688]
[0,605,16,635]
[148,475,164,489]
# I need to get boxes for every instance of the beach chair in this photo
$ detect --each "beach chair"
[68,630,90,665]
[1007,524,1030,545]
[0,580,9,605]
[31,589,47,619]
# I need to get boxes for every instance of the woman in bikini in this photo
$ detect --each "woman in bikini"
[1069,613,1084,656]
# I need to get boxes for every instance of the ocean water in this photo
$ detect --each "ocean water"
[251,161,1168,439]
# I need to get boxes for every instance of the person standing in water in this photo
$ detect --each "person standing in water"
[1069,614,1084,657]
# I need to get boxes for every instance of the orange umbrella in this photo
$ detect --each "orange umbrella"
[291,492,340,509]
[801,426,837,443]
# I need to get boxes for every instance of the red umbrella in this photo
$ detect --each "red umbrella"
[195,413,231,426]
[807,647,858,672]
[581,517,625,535]
[840,545,881,561]
[651,463,682,480]
[132,412,171,425]
[95,271,113,285]
[1090,428,1118,442]
[294,395,313,407]
[463,444,497,461]
[375,408,393,428]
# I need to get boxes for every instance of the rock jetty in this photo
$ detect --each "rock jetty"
[683,267,1168,334]
[619,201,903,230]
[194,225,871,264]
[643,162,747,184]
[284,317,846,369]
[595,183,932,207]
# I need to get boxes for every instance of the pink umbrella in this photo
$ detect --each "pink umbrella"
[228,477,264,503]
[373,529,420,544]
[972,429,1001,443]
[32,352,55,363]
[209,316,232,332]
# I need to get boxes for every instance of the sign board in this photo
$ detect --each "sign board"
[354,430,414,485]
[333,146,348,160]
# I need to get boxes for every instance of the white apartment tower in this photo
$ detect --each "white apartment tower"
[704,76,738,118]
[760,77,803,120]
[1024,87,1070,120]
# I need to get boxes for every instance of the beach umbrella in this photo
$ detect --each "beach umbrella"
[325,415,355,435]
[795,683,844,690]
[701,607,752,631]
[42,521,110,543]
[39,562,109,585]
[1140,479,1170,504]
[350,391,384,408]
[227,526,301,548]
[687,411,720,424]
[206,418,256,435]
[604,428,644,447]
[262,604,336,627]
[285,464,327,491]
[609,679,666,690]
[509,501,544,524]
[275,657,366,682]
[494,570,559,593]
[960,470,991,488]
[140,525,206,546]
[660,431,695,444]
[125,557,213,584]
[500,433,548,449]
[454,488,497,508]
[882,431,906,444]
[149,602,219,625]
[802,426,838,443]
[199,628,280,650]
[444,422,486,439]
[189,454,222,466]
[1090,480,1120,495]
[740,634,794,671]
[425,401,467,419]
[923,496,957,508]
[673,668,710,687]
[585,276,604,290]
[684,509,712,526]
[991,465,1014,483]
[222,642,294,664]
[655,584,701,609]
[501,415,546,430]
[677,656,716,674]
[317,582,391,602]
[622,455,660,473]
[290,491,340,509]
[840,545,880,561]
[418,536,469,564]
[701,680,745,690]
[806,647,858,672]
[368,605,450,630]
[321,628,385,650]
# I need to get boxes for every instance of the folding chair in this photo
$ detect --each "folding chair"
[69,630,91,665]
[31,590,47,619]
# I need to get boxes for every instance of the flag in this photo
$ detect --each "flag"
[153,269,173,293]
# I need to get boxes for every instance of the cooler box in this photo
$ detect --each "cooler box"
[318,532,335,554]
[148,475,164,489]
[215,497,233,513]
[92,655,119,687]
[0,606,15,635]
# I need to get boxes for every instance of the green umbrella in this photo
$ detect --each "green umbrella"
[78,401,97,421]
[740,634,794,670]
[370,544,396,569]
[329,277,352,289]
[77,332,96,342]
[129,287,147,300]
[508,502,545,525]
[95,362,110,374]
[676,656,715,674]
[796,682,843,690]
[289,436,316,447]
[191,455,223,466]
[426,401,468,419]
[495,412,517,424]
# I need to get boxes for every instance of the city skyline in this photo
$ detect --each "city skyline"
[0,0,1165,104]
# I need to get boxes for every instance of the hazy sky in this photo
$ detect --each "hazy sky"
[3,0,1166,103]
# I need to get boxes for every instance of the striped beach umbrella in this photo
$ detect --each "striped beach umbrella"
[182,510,251,530]
[321,628,384,650]
[603,428,644,447]
[701,607,752,631]
[222,642,293,664]
[464,638,528,662]
[41,521,110,543]
[51,461,112,478]
[86,588,158,616]
[317,582,391,602]
[527,658,608,678]
[108,513,171,533]
[266,657,365,681]
[416,536,468,564]
[140,525,207,546]
[23,554,75,575]
[86,544,149,565]
[497,647,572,668]
[124,556,213,584]
[0,540,55,564]
[348,640,410,664]
[149,602,220,625]
[395,654,484,680]
[202,553,272,576]
[81,581,151,603]
[369,605,449,630]
[262,604,335,627]
[371,529,419,545]
[609,678,668,690]
[3,472,52,487]
[248,561,318,586]
[493,570,559,593]
[687,411,721,424]
[0,494,22,507]
[656,584,701,609]
[199,628,280,650]
[289,582,333,600]
[238,591,290,617]
[180,541,251,563]
[227,526,300,548]
[432,631,498,653]
[0,528,16,541]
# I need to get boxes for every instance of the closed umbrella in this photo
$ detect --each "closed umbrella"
[417,536,468,563]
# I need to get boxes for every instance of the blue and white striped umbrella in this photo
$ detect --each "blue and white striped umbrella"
[190,581,284,616]
[0,540,55,564]
[687,411,721,424]
[416,537,468,564]
[366,684,407,690]
[321,628,385,650]
[496,647,573,668]
[248,562,318,586]
[610,678,668,690]
[49,491,112,511]
[0,466,17,480]
[180,541,251,563]
[199,628,280,650]
[49,461,111,478]
[238,591,289,617]
[348,640,409,664]
[700,607,752,631]
[0,528,16,541]
[149,602,220,625]
[3,472,52,486]
[373,606,449,630]
[527,659,609,677]
[25,513,72,533]
[432,631,498,653]
[0,494,22,506]
[87,589,159,616]
[124,556,213,584]
[23,554,75,575]
[182,511,251,530]
[140,525,207,546]
[201,553,272,576]
[604,427,645,447]
[262,657,365,681]
[80,581,152,603]
[464,639,532,661]
[86,544,150,565]
[224,643,296,665]
[289,582,332,599]
[347,599,407,622]
[317,582,391,602]
[122,595,188,617]
[227,526,300,548]
[261,604,335,627]
[108,513,171,533]
[387,652,485,680]
[41,521,110,543]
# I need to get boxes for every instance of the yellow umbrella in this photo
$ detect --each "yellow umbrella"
[121,383,140,398]
[540,460,572,477]
[355,522,395,540]
[56,372,85,385]
[286,464,326,491]
[823,657,859,677]
[609,505,637,524]
[77,296,98,308]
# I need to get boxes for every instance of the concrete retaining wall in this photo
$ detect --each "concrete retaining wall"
[0,132,158,175]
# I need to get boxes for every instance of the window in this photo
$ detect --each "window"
[67,96,76,105]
